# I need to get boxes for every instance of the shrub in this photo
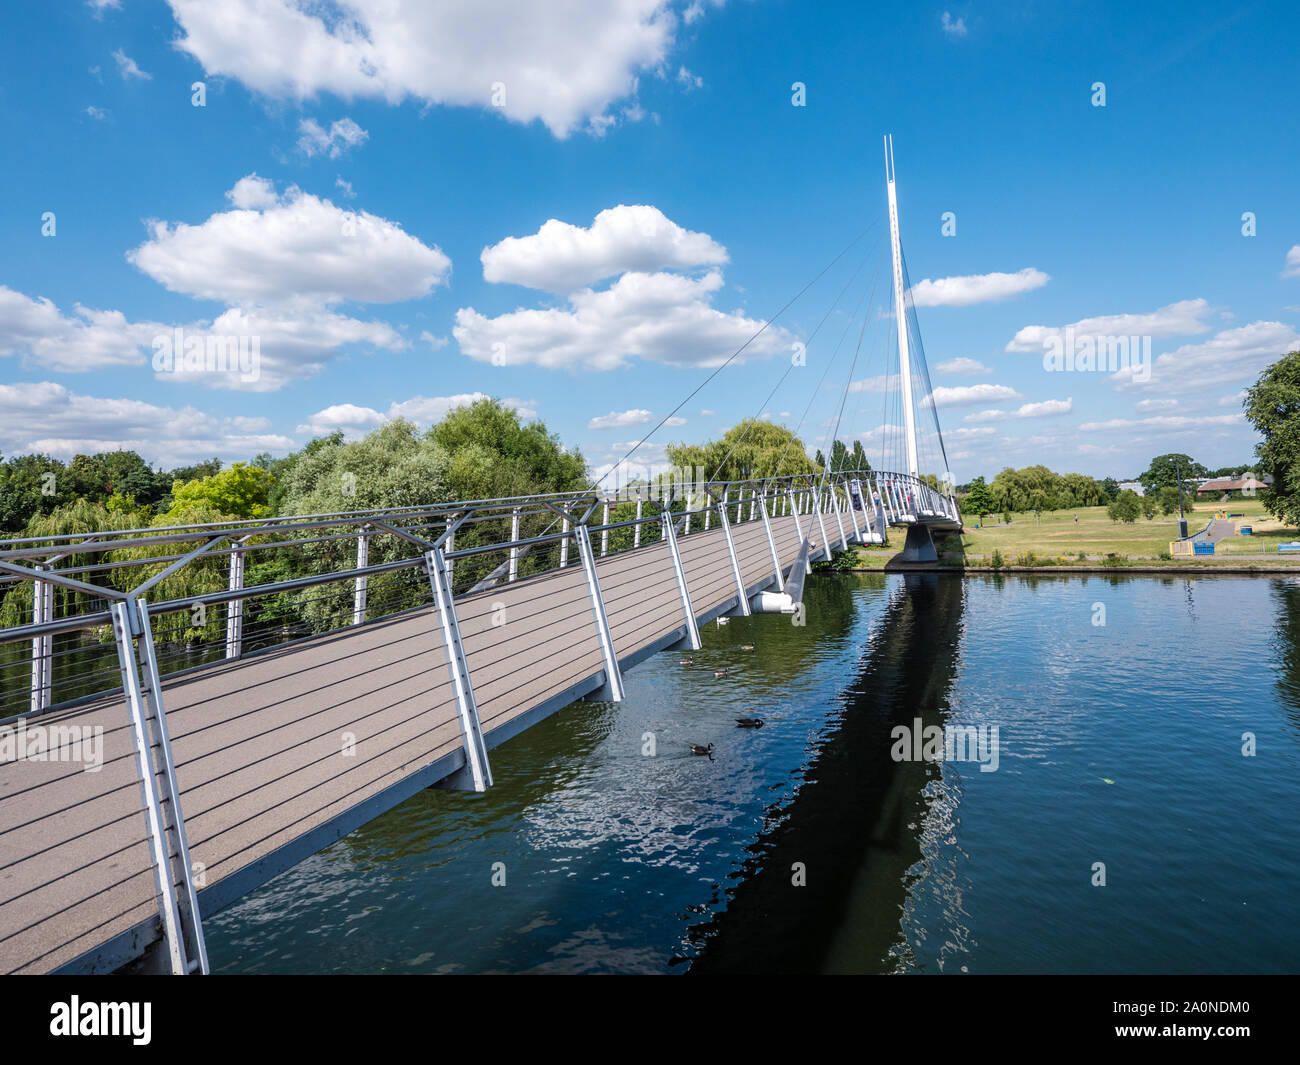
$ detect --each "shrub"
[1101,552,1128,567]
[991,548,1004,570]
[1015,551,1038,567]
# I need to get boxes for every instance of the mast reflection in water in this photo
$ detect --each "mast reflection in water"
[203,573,1300,975]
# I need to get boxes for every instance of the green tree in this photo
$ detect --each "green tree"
[666,419,820,483]
[1156,485,1181,516]
[0,453,72,532]
[430,398,586,500]
[851,440,870,471]
[1107,489,1142,523]
[166,462,275,520]
[1138,453,1206,495]
[1245,350,1300,526]
[829,439,849,471]
[1100,477,1120,503]
[961,476,995,522]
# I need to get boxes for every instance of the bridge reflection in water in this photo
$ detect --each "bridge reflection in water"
[688,573,966,974]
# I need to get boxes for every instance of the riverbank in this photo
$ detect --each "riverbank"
[853,561,1300,574]
[828,495,1300,574]
[955,497,1297,560]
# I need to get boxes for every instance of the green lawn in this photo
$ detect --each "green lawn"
[844,495,1300,566]
[962,504,1179,560]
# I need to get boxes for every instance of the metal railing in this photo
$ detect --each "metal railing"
[0,468,956,718]
[0,466,954,974]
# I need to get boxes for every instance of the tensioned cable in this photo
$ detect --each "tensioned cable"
[587,220,879,498]
[900,244,951,478]
[818,253,883,494]
[705,243,876,484]
[769,254,878,477]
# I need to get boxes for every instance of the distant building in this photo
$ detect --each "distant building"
[1197,476,1268,497]
[1116,481,1145,497]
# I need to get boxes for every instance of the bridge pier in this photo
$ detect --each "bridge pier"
[901,523,938,563]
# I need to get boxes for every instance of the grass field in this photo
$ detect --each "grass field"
[842,494,1300,568]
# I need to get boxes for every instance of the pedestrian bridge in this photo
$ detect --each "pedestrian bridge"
[0,469,957,975]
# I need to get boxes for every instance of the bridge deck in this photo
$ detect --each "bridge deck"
[0,510,824,974]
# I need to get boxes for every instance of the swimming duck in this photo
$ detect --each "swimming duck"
[680,658,693,665]
[714,668,729,678]
[740,644,755,652]
[735,717,764,729]
[689,743,715,758]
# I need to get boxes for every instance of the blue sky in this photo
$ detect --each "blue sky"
[2,0,1298,484]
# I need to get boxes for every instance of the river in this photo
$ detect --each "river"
[202,572,1300,974]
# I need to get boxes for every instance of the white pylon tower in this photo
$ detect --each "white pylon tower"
[885,134,920,478]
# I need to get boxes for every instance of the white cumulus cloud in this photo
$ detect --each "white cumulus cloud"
[112,48,150,80]
[165,0,690,137]
[910,268,1047,308]
[0,286,162,372]
[927,383,1023,408]
[455,268,793,371]
[129,176,450,307]
[1007,298,1213,352]
[1284,245,1300,279]
[297,117,369,159]
[935,356,990,375]
[1110,320,1300,394]
[0,381,294,463]
[588,408,654,429]
[964,398,1073,423]
[481,204,728,293]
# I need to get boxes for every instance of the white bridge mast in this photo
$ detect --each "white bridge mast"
[885,135,920,478]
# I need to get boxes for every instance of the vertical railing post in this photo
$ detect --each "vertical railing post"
[846,478,864,543]
[112,598,208,975]
[634,496,643,548]
[560,513,570,567]
[661,501,701,651]
[787,487,811,575]
[758,488,784,593]
[573,523,625,701]
[225,540,245,660]
[29,564,52,715]
[714,489,752,617]
[874,475,891,539]
[831,483,848,549]
[424,546,492,791]
[353,526,370,625]
[812,484,833,562]
[509,507,521,582]
[445,517,456,581]
[601,502,610,557]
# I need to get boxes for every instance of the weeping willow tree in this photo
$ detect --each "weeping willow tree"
[0,498,254,649]
[0,500,146,630]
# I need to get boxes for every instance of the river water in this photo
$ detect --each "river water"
[203,573,1300,974]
